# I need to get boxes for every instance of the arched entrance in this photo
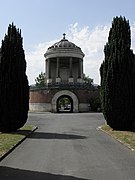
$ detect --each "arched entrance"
[51,90,79,113]
[57,95,73,113]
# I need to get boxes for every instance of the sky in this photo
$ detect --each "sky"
[0,0,135,85]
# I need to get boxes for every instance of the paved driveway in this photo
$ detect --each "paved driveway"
[0,113,135,180]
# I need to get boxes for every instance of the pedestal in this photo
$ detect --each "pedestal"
[68,77,74,83]
[77,78,83,83]
[56,77,61,83]
[47,78,52,84]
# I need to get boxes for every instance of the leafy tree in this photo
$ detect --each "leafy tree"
[58,97,70,107]
[100,16,135,130]
[83,74,93,84]
[0,23,29,132]
[35,72,46,87]
[89,97,101,112]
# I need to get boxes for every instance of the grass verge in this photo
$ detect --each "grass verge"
[0,125,37,158]
[100,124,135,152]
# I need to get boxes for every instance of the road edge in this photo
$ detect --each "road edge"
[0,126,38,162]
[97,126,135,153]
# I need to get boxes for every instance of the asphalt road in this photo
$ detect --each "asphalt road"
[0,112,135,180]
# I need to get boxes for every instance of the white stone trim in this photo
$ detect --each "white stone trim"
[56,77,61,83]
[68,77,74,83]
[79,103,90,112]
[77,78,83,83]
[29,103,51,112]
[47,78,52,83]
[51,90,79,113]
[45,50,84,59]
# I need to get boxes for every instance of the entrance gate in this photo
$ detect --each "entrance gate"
[51,90,79,113]
[57,95,73,113]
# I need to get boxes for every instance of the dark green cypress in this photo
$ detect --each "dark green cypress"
[100,16,135,130]
[0,23,29,132]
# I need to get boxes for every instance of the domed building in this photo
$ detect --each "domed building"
[44,33,84,84]
[29,34,100,113]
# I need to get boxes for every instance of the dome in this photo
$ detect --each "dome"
[44,34,85,59]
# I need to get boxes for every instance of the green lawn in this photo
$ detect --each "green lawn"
[0,125,36,158]
[101,124,135,152]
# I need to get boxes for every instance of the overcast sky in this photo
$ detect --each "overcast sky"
[0,0,135,85]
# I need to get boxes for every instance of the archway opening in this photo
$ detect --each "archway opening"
[57,95,73,113]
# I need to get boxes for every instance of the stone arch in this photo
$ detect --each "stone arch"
[51,90,79,113]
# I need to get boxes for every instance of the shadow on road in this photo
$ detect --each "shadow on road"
[28,132,87,140]
[0,166,89,180]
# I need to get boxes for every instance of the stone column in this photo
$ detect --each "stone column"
[56,57,60,77]
[78,59,81,78]
[69,57,72,77]
[69,57,74,83]
[56,57,61,83]
[46,59,50,78]
[45,59,48,82]
[48,59,51,78]
[80,59,83,78]
[77,59,83,83]
[47,58,52,84]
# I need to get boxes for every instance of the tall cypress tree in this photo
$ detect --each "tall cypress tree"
[100,16,135,130]
[0,23,29,132]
